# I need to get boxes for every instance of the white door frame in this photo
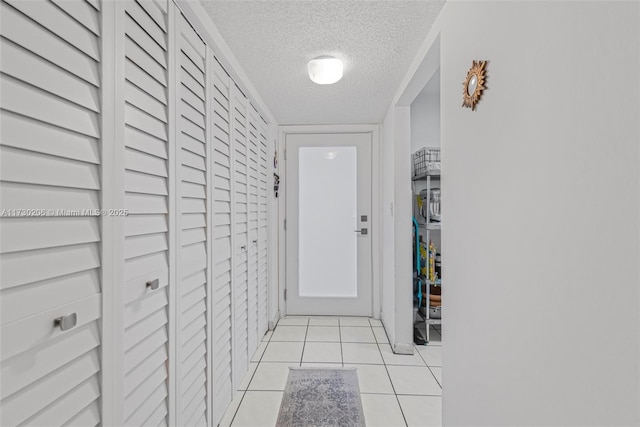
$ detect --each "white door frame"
[278,125,381,318]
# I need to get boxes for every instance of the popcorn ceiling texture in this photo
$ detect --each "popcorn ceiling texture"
[200,0,445,124]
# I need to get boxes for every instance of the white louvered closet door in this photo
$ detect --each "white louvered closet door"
[246,106,260,357]
[211,59,234,426]
[231,85,250,385]
[0,0,103,425]
[257,118,270,333]
[121,0,171,425]
[175,13,210,427]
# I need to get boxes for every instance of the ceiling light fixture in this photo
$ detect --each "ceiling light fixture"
[307,56,343,85]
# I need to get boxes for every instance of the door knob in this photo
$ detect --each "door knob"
[354,228,368,235]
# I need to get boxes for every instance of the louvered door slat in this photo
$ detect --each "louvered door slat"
[0,322,99,400]
[0,111,99,164]
[65,398,101,427]
[0,2,100,86]
[121,1,170,425]
[125,37,168,87]
[51,0,101,36]
[1,40,100,113]
[136,0,166,32]
[22,375,100,427]
[5,0,100,61]
[0,2,103,424]
[124,343,167,396]
[124,326,167,370]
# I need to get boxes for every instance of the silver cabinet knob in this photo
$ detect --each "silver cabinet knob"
[54,313,77,331]
[146,279,159,290]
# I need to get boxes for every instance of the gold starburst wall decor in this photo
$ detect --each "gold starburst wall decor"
[462,60,487,111]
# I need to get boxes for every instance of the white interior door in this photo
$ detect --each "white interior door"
[285,133,372,316]
[231,84,249,386]
[257,119,269,333]
[120,0,172,425]
[210,58,234,426]
[176,13,209,427]
[246,106,260,358]
[0,1,103,424]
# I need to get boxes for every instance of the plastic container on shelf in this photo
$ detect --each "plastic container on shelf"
[429,306,442,319]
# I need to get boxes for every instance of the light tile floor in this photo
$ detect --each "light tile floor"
[220,317,443,427]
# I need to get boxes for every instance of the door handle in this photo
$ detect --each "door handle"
[354,228,368,235]
[54,313,77,331]
[146,279,160,290]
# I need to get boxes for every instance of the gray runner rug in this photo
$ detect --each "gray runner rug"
[276,367,366,427]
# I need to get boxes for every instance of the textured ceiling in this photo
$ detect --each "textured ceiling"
[200,0,445,124]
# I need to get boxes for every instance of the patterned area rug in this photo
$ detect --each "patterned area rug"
[276,367,366,427]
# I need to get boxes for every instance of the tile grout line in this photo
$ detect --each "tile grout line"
[414,343,443,390]
[338,318,344,366]
[376,337,410,427]
[299,318,310,366]
[227,389,247,427]
[426,364,442,389]
[229,326,275,426]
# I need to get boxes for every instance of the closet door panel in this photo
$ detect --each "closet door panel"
[211,60,234,426]
[0,1,103,425]
[176,14,209,427]
[258,118,270,333]
[231,85,250,385]
[121,0,170,425]
[246,107,260,355]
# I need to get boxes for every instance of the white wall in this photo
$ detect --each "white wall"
[423,1,639,425]
[381,106,415,354]
[410,71,440,153]
[269,124,280,328]
[381,110,396,345]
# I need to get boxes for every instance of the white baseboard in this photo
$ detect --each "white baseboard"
[393,342,414,355]
[268,311,281,331]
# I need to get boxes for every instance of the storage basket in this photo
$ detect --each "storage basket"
[429,306,442,319]
[412,147,441,177]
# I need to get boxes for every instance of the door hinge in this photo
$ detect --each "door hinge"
[284,289,287,300]
[284,148,286,160]
[284,219,286,230]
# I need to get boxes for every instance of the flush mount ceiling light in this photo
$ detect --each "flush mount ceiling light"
[307,56,343,85]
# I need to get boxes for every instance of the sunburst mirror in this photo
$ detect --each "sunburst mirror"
[462,60,487,111]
